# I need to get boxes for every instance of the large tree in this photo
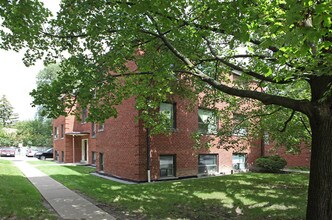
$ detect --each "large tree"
[0,95,18,127]
[34,63,60,118]
[0,126,17,146]
[1,1,331,218]
[15,119,52,147]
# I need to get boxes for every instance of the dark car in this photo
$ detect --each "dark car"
[0,147,16,157]
[34,148,53,160]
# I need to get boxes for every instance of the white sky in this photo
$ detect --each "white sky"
[0,1,60,121]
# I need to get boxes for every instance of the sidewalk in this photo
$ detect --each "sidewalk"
[14,160,116,220]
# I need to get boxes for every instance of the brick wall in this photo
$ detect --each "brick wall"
[95,97,141,181]
[54,96,310,182]
[140,97,260,181]
[264,142,311,168]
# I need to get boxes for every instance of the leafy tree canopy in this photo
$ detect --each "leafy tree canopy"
[0,126,17,146]
[14,119,52,147]
[1,1,332,218]
[34,63,61,118]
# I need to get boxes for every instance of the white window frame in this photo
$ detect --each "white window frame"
[198,108,217,134]
[54,127,58,139]
[160,102,176,130]
[198,154,218,175]
[232,153,247,171]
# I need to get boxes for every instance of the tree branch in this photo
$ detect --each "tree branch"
[233,107,283,128]
[223,54,277,61]
[204,37,293,84]
[278,110,295,132]
[300,115,312,136]
[150,27,311,115]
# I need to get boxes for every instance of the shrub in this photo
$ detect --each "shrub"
[254,155,287,173]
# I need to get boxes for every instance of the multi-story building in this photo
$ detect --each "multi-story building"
[53,96,311,182]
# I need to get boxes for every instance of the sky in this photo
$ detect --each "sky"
[0,51,42,120]
[0,1,60,121]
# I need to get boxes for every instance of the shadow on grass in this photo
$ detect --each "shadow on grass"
[41,165,308,220]
[0,165,57,219]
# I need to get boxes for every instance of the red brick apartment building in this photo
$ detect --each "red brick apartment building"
[53,96,311,182]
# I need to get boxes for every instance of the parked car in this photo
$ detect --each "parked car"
[0,147,16,157]
[34,148,53,160]
[26,148,38,157]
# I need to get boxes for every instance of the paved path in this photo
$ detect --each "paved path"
[14,160,116,220]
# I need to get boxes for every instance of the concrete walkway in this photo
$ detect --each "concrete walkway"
[14,160,116,220]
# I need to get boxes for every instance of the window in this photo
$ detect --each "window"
[81,108,88,123]
[198,109,217,134]
[98,123,105,131]
[160,103,176,130]
[232,153,247,171]
[92,152,97,165]
[198,154,218,175]
[99,153,104,172]
[91,122,96,138]
[60,124,64,139]
[54,127,58,139]
[264,132,270,145]
[55,150,59,161]
[232,114,248,136]
[160,155,176,178]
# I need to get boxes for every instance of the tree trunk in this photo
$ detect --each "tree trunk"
[306,113,332,219]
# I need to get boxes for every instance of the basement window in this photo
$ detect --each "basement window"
[198,154,218,175]
[232,153,247,171]
[160,155,176,178]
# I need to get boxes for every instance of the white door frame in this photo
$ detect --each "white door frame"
[81,139,88,162]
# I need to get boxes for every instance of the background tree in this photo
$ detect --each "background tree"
[0,95,18,127]
[0,126,17,146]
[0,1,331,219]
[15,119,52,147]
[35,63,60,118]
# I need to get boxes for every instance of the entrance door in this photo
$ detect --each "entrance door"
[81,139,88,162]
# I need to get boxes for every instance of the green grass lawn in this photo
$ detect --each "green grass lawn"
[0,159,56,219]
[27,160,58,165]
[34,162,309,220]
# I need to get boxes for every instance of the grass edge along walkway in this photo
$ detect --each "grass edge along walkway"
[0,159,57,219]
[35,163,309,220]
[16,160,116,220]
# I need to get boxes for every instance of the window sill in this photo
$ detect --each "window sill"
[197,172,223,178]
[159,176,178,180]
